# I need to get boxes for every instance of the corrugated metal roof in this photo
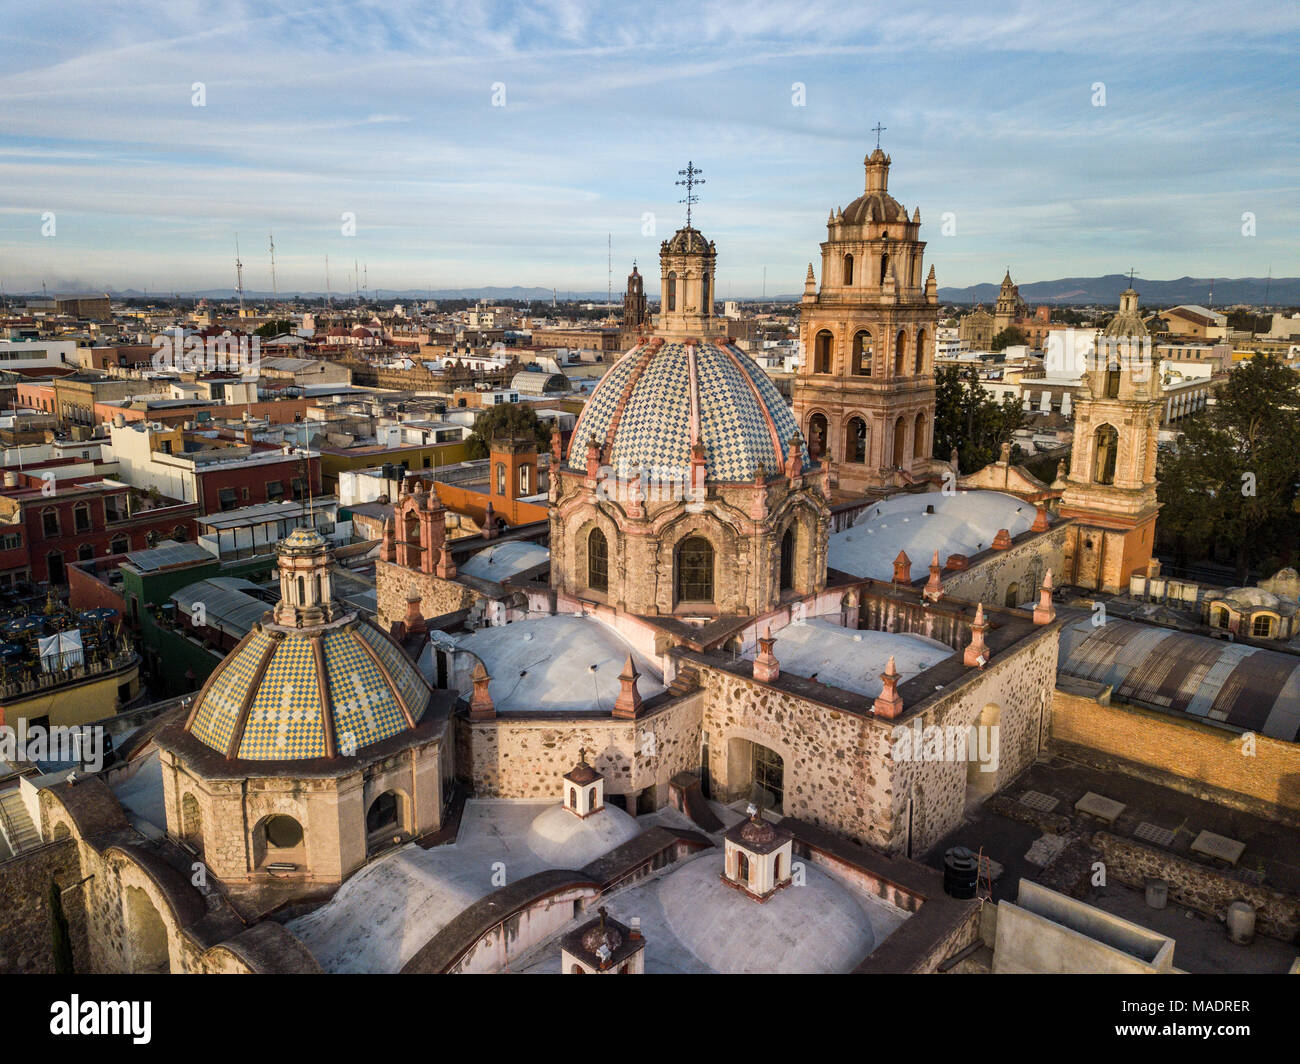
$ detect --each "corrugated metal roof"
[170,577,269,638]
[1059,617,1300,742]
[124,541,216,572]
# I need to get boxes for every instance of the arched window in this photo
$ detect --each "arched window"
[110,535,129,554]
[42,508,59,538]
[568,788,577,809]
[879,252,890,284]
[1105,362,1121,398]
[892,417,906,468]
[813,330,834,374]
[700,271,710,312]
[588,528,608,592]
[1005,582,1020,607]
[736,850,751,884]
[807,413,828,458]
[73,502,91,532]
[666,271,677,313]
[1093,424,1119,485]
[496,462,506,496]
[519,464,530,495]
[675,536,714,603]
[894,330,907,375]
[264,815,303,849]
[1253,615,1273,638]
[78,543,94,561]
[846,417,867,463]
[851,330,873,376]
[779,526,794,592]
[297,575,306,603]
[914,328,926,374]
[1211,606,1230,629]
[843,253,854,286]
[913,412,926,459]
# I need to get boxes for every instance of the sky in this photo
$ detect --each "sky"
[1,0,1297,297]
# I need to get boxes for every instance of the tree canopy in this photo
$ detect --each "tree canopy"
[932,365,1026,474]
[1156,354,1300,582]
[990,326,1028,351]
[254,319,296,337]
[465,401,552,460]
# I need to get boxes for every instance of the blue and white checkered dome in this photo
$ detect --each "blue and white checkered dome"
[186,619,431,761]
[568,338,812,482]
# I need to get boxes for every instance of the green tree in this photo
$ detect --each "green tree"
[932,365,1025,474]
[465,402,552,460]
[990,326,1028,351]
[1157,354,1300,582]
[254,319,295,338]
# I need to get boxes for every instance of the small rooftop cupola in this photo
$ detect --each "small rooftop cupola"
[560,906,646,975]
[563,748,605,819]
[864,147,890,193]
[273,526,340,627]
[721,802,794,902]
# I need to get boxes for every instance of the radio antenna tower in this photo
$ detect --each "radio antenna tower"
[325,255,332,309]
[268,232,278,300]
[234,235,245,316]
[607,233,612,309]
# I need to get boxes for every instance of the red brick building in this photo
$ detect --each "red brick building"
[0,470,199,585]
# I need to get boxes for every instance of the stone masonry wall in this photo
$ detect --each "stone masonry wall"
[0,839,89,973]
[376,559,481,630]
[1094,831,1300,941]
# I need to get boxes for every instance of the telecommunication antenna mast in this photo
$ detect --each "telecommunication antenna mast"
[325,255,332,309]
[269,232,278,300]
[235,235,245,316]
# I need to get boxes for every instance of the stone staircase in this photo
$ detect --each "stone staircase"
[667,665,700,697]
[0,790,41,857]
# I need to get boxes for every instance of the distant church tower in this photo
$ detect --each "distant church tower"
[992,270,1025,334]
[791,145,939,494]
[1058,286,1162,593]
[621,262,648,342]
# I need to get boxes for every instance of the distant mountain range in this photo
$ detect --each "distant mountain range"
[935,274,1300,307]
[12,275,1300,307]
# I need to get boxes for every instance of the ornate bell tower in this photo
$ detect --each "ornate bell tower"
[791,141,939,495]
[1058,285,1162,593]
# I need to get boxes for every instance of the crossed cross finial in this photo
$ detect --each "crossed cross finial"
[871,122,886,149]
[676,161,704,227]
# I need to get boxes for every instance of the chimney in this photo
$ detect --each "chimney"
[752,625,779,683]
[437,541,457,579]
[893,550,912,586]
[612,655,644,719]
[1033,569,1056,625]
[963,603,991,668]
[872,656,904,719]
[923,550,944,602]
[404,592,427,636]
[469,662,495,720]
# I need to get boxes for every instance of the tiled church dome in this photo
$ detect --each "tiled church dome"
[187,620,431,761]
[185,526,431,761]
[568,338,811,482]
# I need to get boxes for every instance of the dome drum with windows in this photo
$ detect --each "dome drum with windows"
[184,527,433,762]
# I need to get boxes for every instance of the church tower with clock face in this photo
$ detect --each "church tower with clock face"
[791,143,940,496]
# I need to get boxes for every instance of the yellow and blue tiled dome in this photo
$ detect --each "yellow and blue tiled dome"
[569,338,811,482]
[187,619,431,761]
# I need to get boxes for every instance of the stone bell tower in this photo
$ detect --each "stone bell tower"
[791,142,939,494]
[1058,285,1162,593]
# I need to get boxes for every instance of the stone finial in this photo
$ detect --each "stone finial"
[551,429,562,465]
[893,550,912,585]
[992,527,1012,551]
[753,625,779,683]
[872,656,904,719]
[785,436,803,479]
[585,434,601,480]
[1031,505,1049,533]
[481,500,497,540]
[612,655,643,720]
[803,263,817,297]
[469,661,495,720]
[923,550,944,602]
[1034,569,1056,625]
[404,592,427,637]
[964,603,991,668]
[380,514,396,563]
[436,541,457,579]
